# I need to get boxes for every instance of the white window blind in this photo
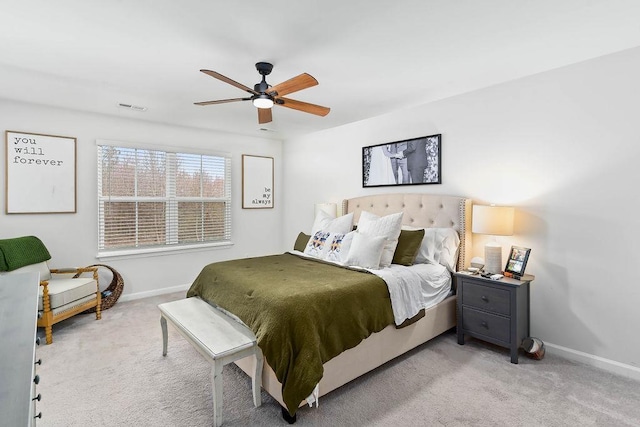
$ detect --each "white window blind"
[97,143,231,255]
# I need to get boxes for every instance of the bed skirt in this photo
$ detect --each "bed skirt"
[235,294,456,409]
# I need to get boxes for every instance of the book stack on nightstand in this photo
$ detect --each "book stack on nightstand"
[454,272,534,364]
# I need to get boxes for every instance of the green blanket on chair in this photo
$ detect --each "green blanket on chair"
[0,236,51,271]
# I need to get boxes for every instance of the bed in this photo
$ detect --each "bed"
[187,193,472,420]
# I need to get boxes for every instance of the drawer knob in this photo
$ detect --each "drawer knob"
[481,321,488,328]
[33,375,40,385]
[34,412,42,420]
[481,296,489,302]
[35,358,42,366]
[33,393,41,402]
[36,337,41,346]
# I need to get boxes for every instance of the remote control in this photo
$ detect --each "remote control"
[490,274,503,280]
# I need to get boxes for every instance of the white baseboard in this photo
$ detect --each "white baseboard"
[546,342,640,382]
[116,287,640,383]
[117,284,191,303]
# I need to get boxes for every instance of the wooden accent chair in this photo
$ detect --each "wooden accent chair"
[0,236,101,344]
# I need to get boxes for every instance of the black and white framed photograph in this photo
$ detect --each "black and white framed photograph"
[5,130,77,214]
[242,154,274,209]
[504,246,531,278]
[362,134,441,187]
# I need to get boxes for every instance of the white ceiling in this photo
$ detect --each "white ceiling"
[2,0,640,140]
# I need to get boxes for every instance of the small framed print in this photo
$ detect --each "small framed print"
[242,154,274,209]
[504,246,531,278]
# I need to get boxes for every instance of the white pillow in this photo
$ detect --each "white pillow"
[311,211,354,235]
[356,211,403,268]
[342,232,386,269]
[410,227,461,272]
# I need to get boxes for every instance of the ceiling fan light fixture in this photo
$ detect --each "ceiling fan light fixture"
[253,94,274,109]
[196,64,329,124]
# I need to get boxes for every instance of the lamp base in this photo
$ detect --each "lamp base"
[484,244,502,274]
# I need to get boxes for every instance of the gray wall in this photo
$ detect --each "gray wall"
[281,47,640,377]
[0,100,284,298]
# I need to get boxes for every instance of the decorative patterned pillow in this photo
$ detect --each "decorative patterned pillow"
[304,231,332,258]
[325,231,354,263]
[356,211,404,268]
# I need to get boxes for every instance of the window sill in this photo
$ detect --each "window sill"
[97,241,233,261]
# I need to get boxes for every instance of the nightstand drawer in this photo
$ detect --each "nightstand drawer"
[462,282,510,315]
[462,307,510,343]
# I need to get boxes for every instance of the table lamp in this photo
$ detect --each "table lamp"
[314,202,337,218]
[472,204,514,274]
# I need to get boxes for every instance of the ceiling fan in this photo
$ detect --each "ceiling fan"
[194,62,330,124]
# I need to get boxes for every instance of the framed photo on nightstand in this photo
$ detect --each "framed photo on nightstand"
[504,246,531,279]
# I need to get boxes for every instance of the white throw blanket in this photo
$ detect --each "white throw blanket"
[370,262,451,325]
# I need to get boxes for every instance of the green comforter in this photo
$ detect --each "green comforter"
[186,252,394,416]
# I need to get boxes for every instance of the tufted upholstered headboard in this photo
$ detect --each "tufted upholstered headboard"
[342,193,472,271]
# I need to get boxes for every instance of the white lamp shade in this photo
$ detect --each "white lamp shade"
[472,205,514,236]
[314,203,337,218]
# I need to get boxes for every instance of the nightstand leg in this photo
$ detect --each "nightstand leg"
[510,347,518,364]
[457,330,465,345]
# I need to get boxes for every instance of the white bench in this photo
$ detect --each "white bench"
[159,297,263,426]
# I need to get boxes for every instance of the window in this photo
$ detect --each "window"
[97,141,231,256]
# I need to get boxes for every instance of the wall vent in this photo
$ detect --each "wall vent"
[118,103,148,112]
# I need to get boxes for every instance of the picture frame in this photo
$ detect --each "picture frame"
[362,134,441,187]
[242,154,274,209]
[5,130,77,214]
[504,246,531,278]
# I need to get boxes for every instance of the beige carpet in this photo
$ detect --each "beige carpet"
[36,292,640,426]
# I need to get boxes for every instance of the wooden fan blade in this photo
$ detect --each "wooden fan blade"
[277,97,330,116]
[258,108,273,124]
[267,73,318,97]
[200,69,258,95]
[194,97,251,106]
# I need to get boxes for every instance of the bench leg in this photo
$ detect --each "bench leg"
[161,316,168,356]
[211,362,224,427]
[253,347,263,407]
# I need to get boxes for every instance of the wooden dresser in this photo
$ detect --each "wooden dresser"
[0,272,42,425]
